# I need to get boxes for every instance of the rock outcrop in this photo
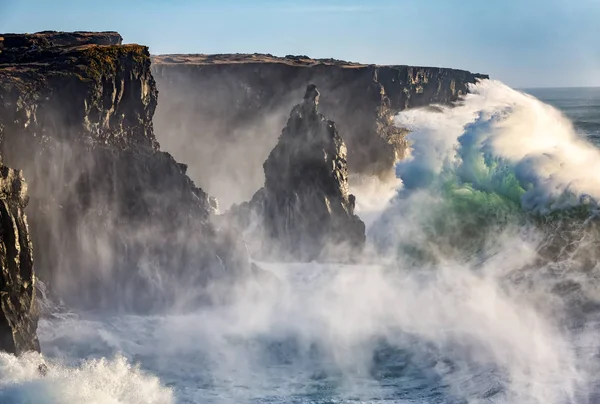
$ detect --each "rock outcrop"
[0,166,39,354]
[232,85,365,261]
[0,32,252,311]
[151,53,488,207]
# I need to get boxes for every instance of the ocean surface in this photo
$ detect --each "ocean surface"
[3,82,600,403]
[525,87,600,144]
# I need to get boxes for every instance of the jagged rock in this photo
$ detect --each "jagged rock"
[0,41,158,150]
[0,32,253,311]
[151,53,488,207]
[0,166,39,354]
[236,85,365,261]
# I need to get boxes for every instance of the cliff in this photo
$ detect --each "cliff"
[232,85,365,261]
[0,166,39,354]
[0,32,251,311]
[151,53,488,207]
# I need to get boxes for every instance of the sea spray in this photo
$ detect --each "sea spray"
[0,352,174,404]
[396,79,600,213]
[3,79,599,403]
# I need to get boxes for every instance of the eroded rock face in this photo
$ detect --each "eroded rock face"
[233,85,365,261]
[0,33,252,311]
[0,166,39,354]
[151,54,488,207]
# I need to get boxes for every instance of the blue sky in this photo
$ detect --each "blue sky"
[1,0,599,88]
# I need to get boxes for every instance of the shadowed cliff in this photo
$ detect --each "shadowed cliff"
[152,53,488,207]
[0,32,254,312]
[0,166,39,355]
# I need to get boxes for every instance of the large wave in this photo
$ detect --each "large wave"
[3,80,600,403]
[396,79,600,213]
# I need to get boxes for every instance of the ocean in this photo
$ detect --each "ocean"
[525,87,600,144]
[2,81,600,404]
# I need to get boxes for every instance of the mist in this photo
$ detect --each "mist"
[3,72,600,403]
[151,66,302,209]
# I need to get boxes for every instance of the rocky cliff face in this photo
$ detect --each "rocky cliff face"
[231,85,365,261]
[0,32,250,311]
[0,166,39,354]
[151,54,488,207]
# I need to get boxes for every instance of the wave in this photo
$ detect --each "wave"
[396,79,600,214]
[369,80,600,260]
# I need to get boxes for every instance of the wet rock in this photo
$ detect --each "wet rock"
[0,166,39,354]
[38,362,48,376]
[237,85,366,261]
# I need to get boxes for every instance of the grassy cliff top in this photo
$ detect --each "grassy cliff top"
[152,53,366,68]
[0,43,150,85]
[0,31,122,49]
[151,53,489,77]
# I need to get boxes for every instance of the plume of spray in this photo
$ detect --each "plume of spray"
[396,79,600,213]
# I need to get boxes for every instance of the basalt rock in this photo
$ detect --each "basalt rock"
[0,32,252,311]
[233,85,365,261]
[151,53,488,207]
[0,166,39,354]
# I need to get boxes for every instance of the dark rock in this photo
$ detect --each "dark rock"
[38,363,48,376]
[0,166,39,354]
[151,53,488,207]
[0,32,252,311]
[236,85,366,261]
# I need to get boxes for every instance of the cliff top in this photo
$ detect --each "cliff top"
[0,31,122,50]
[0,36,149,85]
[0,31,143,74]
[151,53,489,76]
[152,53,364,68]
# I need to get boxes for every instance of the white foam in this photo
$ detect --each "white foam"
[26,255,593,404]
[0,351,173,404]
[396,79,600,212]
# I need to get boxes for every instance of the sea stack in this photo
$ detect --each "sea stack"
[242,84,366,261]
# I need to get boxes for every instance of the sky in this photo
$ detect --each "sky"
[1,0,599,88]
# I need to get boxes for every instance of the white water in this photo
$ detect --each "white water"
[396,79,600,212]
[2,80,600,403]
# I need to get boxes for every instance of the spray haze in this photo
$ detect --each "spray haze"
[0,80,596,403]
[1,36,599,403]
